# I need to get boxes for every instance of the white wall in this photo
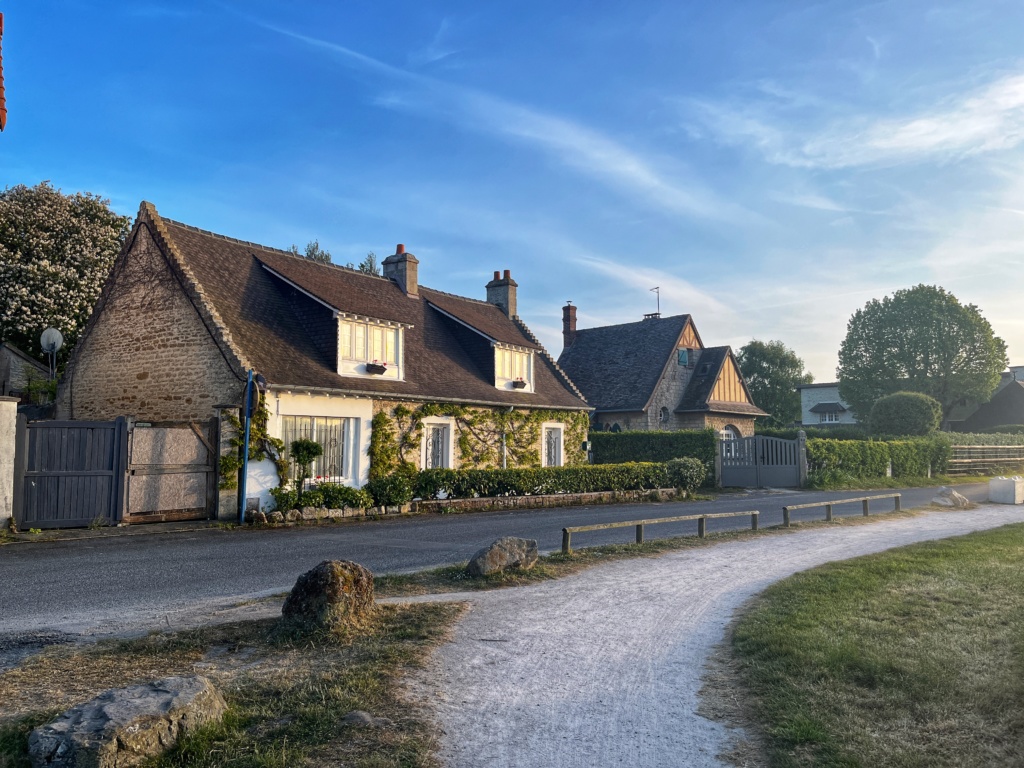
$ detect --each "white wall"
[799,385,858,426]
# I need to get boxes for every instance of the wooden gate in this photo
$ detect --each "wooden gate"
[720,435,805,488]
[124,421,217,524]
[13,417,129,529]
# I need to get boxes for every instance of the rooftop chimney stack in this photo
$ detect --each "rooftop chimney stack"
[562,302,577,350]
[486,268,518,317]
[382,243,419,297]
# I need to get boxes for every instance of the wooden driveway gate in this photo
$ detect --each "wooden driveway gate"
[719,434,806,489]
[13,418,217,529]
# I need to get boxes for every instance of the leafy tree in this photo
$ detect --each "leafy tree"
[869,392,942,436]
[346,252,380,276]
[737,340,813,428]
[288,240,332,264]
[0,182,131,359]
[838,285,1007,421]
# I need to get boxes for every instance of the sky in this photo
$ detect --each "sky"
[2,1,1023,380]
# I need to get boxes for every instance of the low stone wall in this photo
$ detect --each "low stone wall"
[259,488,682,526]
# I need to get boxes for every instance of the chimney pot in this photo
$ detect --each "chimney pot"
[503,269,511,279]
[493,270,500,280]
[396,244,405,255]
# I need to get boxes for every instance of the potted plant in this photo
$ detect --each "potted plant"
[512,377,527,389]
[365,360,387,375]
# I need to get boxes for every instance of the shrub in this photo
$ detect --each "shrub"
[365,474,414,506]
[268,486,298,512]
[757,425,869,441]
[665,457,707,493]
[589,429,716,483]
[869,392,942,436]
[317,482,373,509]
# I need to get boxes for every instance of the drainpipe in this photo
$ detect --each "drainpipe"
[239,369,253,524]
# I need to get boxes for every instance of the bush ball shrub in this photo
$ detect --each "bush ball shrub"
[869,392,942,436]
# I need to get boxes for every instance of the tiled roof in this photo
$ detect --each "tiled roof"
[140,204,588,410]
[676,346,768,417]
[557,314,692,412]
[809,401,847,414]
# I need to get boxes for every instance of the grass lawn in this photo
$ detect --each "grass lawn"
[732,522,1024,767]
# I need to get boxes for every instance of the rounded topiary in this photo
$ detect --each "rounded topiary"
[665,457,707,493]
[869,392,942,436]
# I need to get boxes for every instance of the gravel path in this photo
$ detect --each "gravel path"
[420,505,1024,768]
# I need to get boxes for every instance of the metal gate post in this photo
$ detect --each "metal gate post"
[755,435,763,488]
[714,435,723,488]
[797,430,808,487]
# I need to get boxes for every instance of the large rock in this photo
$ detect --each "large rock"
[28,676,226,768]
[467,537,539,577]
[932,486,971,508]
[282,560,375,630]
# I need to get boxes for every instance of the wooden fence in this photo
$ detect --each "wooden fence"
[782,493,901,526]
[947,445,1024,476]
[561,510,760,553]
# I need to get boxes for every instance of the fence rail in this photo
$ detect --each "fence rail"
[948,445,1024,476]
[782,493,901,526]
[561,510,760,553]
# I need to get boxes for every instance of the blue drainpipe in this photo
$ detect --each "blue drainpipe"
[239,369,253,524]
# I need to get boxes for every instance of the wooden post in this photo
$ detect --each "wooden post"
[894,495,901,512]
[862,499,870,516]
[783,507,790,527]
[697,517,706,538]
[562,528,571,554]
[635,523,644,545]
[825,503,833,522]
[751,512,758,531]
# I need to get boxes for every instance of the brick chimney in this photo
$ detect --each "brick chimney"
[486,269,517,317]
[382,243,418,297]
[562,302,577,350]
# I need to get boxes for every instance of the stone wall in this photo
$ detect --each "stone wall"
[676,413,755,437]
[56,225,244,421]
[0,346,48,399]
[0,397,17,530]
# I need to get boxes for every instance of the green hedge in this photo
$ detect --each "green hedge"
[589,429,716,483]
[758,426,869,441]
[806,436,951,478]
[946,430,1024,445]
[410,459,706,501]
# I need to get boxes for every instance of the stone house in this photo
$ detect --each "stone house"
[795,382,857,427]
[556,306,765,437]
[948,366,1024,432]
[56,202,590,495]
[0,342,49,401]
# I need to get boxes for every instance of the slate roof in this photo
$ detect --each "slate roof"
[557,314,692,412]
[137,203,587,410]
[809,401,847,414]
[675,346,767,417]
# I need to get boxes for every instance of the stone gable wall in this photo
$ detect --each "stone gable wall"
[56,225,243,421]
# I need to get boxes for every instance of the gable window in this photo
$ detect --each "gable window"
[421,417,454,469]
[495,345,534,392]
[338,318,403,379]
[280,415,357,485]
[820,412,841,423]
[542,423,564,467]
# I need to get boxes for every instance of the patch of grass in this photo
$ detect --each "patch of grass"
[805,473,991,491]
[732,522,1024,767]
[0,604,464,768]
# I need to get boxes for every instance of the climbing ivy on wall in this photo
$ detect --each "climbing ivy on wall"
[219,396,289,490]
[368,402,590,479]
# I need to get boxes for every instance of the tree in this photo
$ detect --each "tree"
[869,392,942,436]
[289,240,332,264]
[0,182,131,359]
[838,285,1007,421]
[346,252,380,276]
[737,340,813,428]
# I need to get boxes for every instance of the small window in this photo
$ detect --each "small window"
[495,346,534,391]
[677,349,688,366]
[281,415,356,485]
[660,406,670,423]
[421,418,454,469]
[819,412,840,423]
[338,319,403,379]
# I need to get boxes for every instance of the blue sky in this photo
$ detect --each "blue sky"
[3,1,1023,379]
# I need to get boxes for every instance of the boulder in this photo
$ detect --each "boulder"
[268,510,285,524]
[467,537,539,577]
[28,676,226,768]
[281,560,375,631]
[932,487,971,508]
[284,509,302,522]
[250,511,268,525]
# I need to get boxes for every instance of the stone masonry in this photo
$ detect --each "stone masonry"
[56,225,244,422]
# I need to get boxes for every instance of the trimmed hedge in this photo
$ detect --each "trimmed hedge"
[806,436,951,479]
[589,429,716,483]
[946,430,1024,445]
[757,426,869,441]
[411,459,706,501]
[869,392,942,436]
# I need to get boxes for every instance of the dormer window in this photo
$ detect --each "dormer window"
[495,345,534,392]
[338,317,405,380]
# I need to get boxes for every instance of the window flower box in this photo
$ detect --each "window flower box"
[365,361,387,375]
[512,378,527,389]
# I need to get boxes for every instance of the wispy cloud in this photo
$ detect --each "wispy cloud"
[254,20,744,223]
[407,18,459,68]
[693,71,1024,169]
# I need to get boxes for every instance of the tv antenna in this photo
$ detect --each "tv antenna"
[649,286,660,317]
[40,327,63,380]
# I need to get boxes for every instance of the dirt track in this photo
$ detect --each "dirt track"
[419,505,1024,768]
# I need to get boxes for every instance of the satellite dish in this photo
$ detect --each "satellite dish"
[40,327,64,354]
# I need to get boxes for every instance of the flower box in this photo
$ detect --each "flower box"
[512,379,527,389]
[365,362,387,375]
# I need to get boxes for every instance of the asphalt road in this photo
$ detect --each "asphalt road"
[0,484,990,638]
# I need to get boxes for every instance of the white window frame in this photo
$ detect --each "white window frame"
[279,414,359,485]
[420,416,455,470]
[494,344,534,392]
[337,317,405,380]
[819,412,841,423]
[541,422,564,467]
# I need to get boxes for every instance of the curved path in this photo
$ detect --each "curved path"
[422,505,1024,768]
